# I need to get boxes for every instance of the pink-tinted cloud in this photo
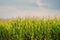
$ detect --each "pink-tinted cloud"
[0,6,60,19]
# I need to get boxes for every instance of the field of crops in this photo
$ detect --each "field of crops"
[0,17,60,40]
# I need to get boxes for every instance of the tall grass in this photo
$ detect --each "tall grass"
[0,17,60,40]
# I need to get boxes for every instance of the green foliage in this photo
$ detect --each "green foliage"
[0,17,60,40]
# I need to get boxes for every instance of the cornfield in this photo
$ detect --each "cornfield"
[0,17,60,40]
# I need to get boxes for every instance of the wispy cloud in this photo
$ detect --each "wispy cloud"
[36,0,47,7]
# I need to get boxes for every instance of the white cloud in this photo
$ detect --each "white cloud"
[35,0,47,7]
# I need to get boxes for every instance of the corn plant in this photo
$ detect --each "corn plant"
[0,17,60,40]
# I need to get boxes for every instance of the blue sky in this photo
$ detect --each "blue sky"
[0,0,60,10]
[0,0,60,18]
[0,0,38,8]
[42,0,60,10]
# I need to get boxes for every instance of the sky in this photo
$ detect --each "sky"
[0,0,60,18]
